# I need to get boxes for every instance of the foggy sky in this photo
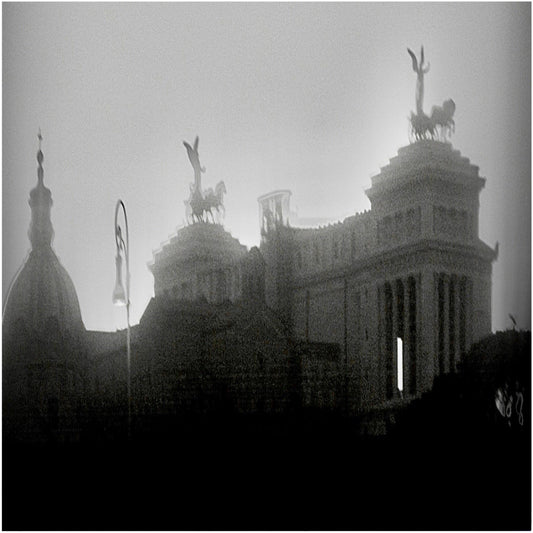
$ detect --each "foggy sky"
[3,2,530,332]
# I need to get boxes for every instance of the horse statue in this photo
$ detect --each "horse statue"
[430,99,456,141]
[185,185,204,224]
[184,182,204,224]
[410,111,436,141]
[204,181,226,222]
[182,137,227,224]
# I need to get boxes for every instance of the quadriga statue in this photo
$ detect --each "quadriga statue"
[182,136,227,224]
[407,47,456,142]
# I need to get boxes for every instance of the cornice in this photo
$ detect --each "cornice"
[291,238,496,289]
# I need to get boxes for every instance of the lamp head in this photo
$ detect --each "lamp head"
[112,254,127,306]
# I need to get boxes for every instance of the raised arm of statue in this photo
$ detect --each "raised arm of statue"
[183,136,206,190]
[407,46,430,115]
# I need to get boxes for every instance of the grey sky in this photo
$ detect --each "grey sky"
[3,2,530,332]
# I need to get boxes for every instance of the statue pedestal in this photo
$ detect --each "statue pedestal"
[149,223,247,303]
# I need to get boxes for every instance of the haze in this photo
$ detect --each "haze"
[3,2,530,332]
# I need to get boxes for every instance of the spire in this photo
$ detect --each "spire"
[37,128,43,180]
[28,129,54,249]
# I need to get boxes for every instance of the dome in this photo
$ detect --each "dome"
[3,247,84,338]
[3,135,84,340]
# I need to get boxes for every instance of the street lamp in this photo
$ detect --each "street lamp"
[113,199,131,437]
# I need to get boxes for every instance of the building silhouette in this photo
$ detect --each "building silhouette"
[3,132,496,442]
[3,145,90,441]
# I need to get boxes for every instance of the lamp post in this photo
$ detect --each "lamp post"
[112,199,131,438]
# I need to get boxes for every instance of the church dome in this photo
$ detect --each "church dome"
[3,247,84,338]
[3,135,84,339]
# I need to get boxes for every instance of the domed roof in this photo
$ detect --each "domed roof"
[3,136,84,339]
[3,247,84,338]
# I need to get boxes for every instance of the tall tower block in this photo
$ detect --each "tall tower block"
[366,140,497,396]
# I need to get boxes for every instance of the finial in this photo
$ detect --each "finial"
[37,128,44,171]
[29,128,53,248]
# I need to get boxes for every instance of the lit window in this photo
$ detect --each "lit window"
[397,337,403,393]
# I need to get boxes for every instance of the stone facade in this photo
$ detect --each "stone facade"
[260,141,496,410]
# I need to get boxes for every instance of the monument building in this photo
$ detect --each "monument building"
[259,141,495,412]
[3,48,497,441]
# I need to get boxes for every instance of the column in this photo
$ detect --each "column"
[448,276,456,372]
[459,276,467,357]
[442,274,450,374]
[437,274,445,376]
[384,282,394,400]
[414,269,435,393]
[391,281,398,395]
[407,276,417,396]
[403,277,411,396]
[454,275,461,371]
[466,277,474,351]
[396,278,405,396]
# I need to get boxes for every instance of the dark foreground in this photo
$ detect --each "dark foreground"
[3,411,530,531]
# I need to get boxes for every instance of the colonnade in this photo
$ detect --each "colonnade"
[378,272,472,401]
[435,273,472,376]
[379,276,418,399]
